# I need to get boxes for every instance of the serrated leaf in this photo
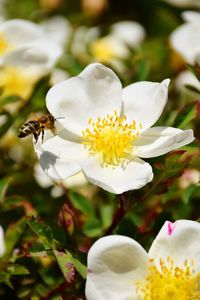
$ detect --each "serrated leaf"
[28,219,54,248]
[0,272,13,289]
[7,263,30,275]
[54,250,87,280]
[69,191,94,216]
[5,217,27,257]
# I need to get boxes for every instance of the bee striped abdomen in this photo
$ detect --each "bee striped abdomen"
[18,120,40,138]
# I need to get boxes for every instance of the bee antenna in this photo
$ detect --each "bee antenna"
[55,117,65,120]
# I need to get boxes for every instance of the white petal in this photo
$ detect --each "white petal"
[182,11,200,23]
[149,220,200,272]
[163,0,200,8]
[175,70,200,93]
[86,235,148,300]
[3,40,62,71]
[34,162,53,188]
[134,127,194,158]
[0,19,44,47]
[81,157,153,194]
[122,79,170,132]
[41,16,72,47]
[170,22,200,64]
[34,135,87,180]
[71,26,100,57]
[46,63,122,136]
[50,68,70,85]
[110,21,145,48]
[0,226,5,257]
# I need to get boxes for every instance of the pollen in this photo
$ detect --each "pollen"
[82,111,140,167]
[136,257,200,300]
[0,32,13,55]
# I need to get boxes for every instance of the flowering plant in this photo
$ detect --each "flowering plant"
[35,63,194,193]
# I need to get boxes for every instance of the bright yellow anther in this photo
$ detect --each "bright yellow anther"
[82,112,140,167]
[0,33,13,55]
[136,258,200,300]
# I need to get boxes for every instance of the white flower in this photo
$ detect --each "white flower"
[0,19,62,71]
[71,21,145,68]
[35,63,194,194]
[40,16,72,48]
[0,226,5,257]
[170,11,200,64]
[86,220,200,300]
[163,0,200,8]
[34,162,87,198]
[175,70,200,93]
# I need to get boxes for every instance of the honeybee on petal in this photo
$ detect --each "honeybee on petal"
[18,114,56,143]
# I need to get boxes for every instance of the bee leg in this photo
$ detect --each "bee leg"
[33,132,39,144]
[41,129,45,143]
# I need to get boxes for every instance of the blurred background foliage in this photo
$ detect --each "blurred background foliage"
[0,0,200,299]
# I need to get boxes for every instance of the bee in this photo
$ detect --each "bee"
[18,114,56,143]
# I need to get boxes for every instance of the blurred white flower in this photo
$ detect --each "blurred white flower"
[86,220,200,300]
[34,163,87,198]
[179,168,200,189]
[0,19,63,71]
[71,21,145,69]
[0,226,5,257]
[175,70,200,93]
[50,68,70,86]
[163,0,200,8]
[170,11,200,64]
[41,16,72,48]
[34,63,194,194]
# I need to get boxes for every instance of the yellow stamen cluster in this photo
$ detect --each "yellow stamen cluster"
[82,111,140,167]
[137,257,200,300]
[90,38,116,63]
[0,32,13,55]
[0,67,36,99]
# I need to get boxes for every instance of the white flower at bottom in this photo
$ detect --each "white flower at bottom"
[0,226,5,257]
[34,63,194,194]
[86,220,200,300]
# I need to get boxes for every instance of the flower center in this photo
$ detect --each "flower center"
[90,38,116,63]
[0,67,37,98]
[137,258,200,300]
[82,111,140,167]
[0,33,13,55]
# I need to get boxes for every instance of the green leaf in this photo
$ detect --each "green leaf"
[69,191,94,216]
[54,249,87,281]
[0,272,13,289]
[0,95,21,108]
[28,218,54,248]
[5,217,27,257]
[182,185,198,204]
[7,263,30,275]
[100,204,113,229]
[173,102,199,128]
[0,112,14,137]
[83,218,102,237]
[0,177,12,203]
